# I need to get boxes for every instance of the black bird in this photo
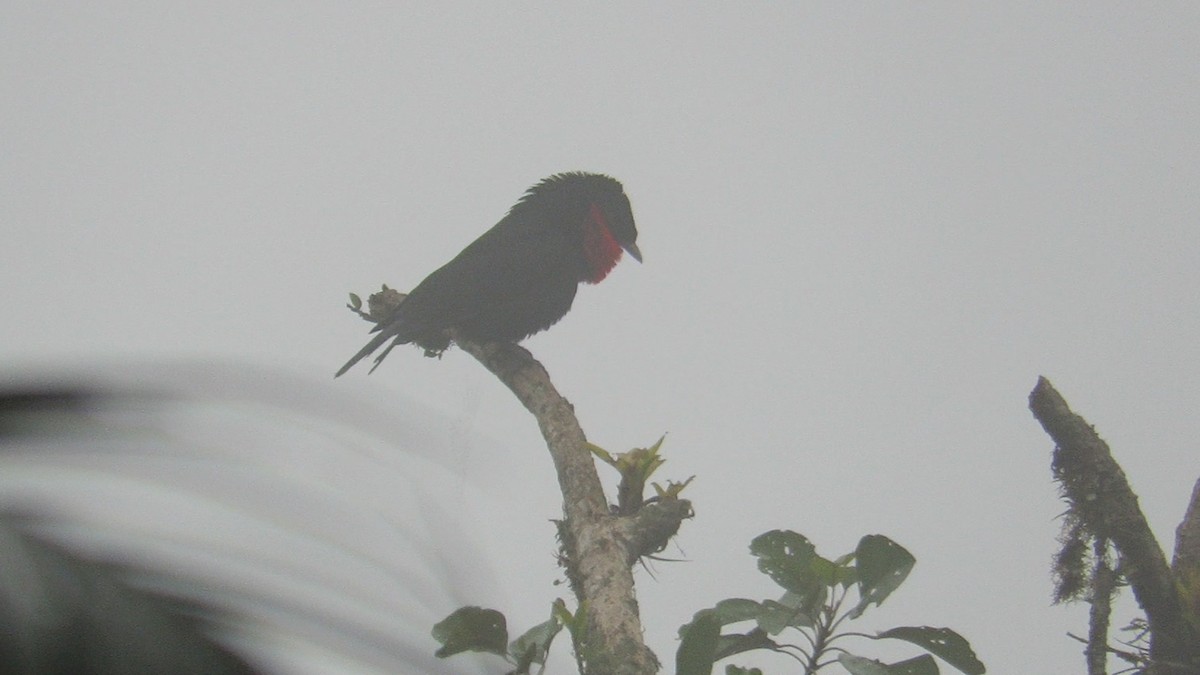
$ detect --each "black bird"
[336,172,640,376]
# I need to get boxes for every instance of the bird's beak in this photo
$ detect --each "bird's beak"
[623,241,643,263]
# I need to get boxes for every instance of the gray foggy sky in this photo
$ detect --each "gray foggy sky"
[3,4,1198,673]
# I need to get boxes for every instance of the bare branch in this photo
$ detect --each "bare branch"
[454,337,659,674]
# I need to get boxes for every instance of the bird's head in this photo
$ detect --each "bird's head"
[593,181,641,265]
[521,172,641,284]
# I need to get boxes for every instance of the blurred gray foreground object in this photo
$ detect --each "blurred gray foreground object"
[0,363,499,675]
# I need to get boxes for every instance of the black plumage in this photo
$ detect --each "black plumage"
[337,172,640,376]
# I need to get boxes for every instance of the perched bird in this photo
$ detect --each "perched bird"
[336,172,641,376]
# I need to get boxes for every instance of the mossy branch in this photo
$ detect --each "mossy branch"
[1029,376,1200,673]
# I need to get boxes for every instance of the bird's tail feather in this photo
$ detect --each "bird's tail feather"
[335,331,394,378]
[368,340,403,374]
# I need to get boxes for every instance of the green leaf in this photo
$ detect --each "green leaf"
[510,645,536,674]
[710,598,765,625]
[832,552,859,587]
[749,530,826,603]
[677,609,721,675]
[714,629,779,661]
[690,596,814,638]
[553,598,587,655]
[508,614,563,667]
[652,474,695,499]
[725,666,764,675]
[774,589,819,614]
[875,626,985,675]
[839,653,938,675]
[348,293,362,309]
[550,598,575,625]
[645,433,666,455]
[681,599,783,660]
[838,653,892,675]
[888,655,941,675]
[851,535,915,618]
[756,598,814,634]
[432,606,508,658]
[810,554,843,586]
[587,442,617,465]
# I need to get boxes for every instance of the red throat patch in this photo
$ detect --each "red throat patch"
[582,202,623,284]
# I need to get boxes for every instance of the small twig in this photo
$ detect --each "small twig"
[1086,541,1115,675]
[1066,633,1143,667]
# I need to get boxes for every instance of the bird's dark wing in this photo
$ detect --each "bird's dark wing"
[336,222,574,376]
[394,220,579,337]
[336,209,585,376]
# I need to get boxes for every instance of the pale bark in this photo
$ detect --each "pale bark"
[456,337,659,674]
